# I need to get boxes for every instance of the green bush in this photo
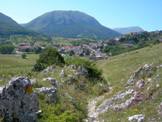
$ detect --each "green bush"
[33,47,65,71]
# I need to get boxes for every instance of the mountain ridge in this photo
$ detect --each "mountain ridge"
[0,12,39,36]
[114,26,144,34]
[23,10,121,39]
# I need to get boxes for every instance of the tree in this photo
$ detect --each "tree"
[0,44,15,54]
[33,47,65,71]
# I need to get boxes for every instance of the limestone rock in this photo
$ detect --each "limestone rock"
[158,102,162,115]
[60,69,65,78]
[127,64,153,84]
[36,87,56,103]
[0,77,39,122]
[136,80,145,89]
[128,114,144,122]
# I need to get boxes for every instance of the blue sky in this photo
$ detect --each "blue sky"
[0,0,162,31]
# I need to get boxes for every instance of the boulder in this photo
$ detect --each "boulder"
[0,77,39,122]
[128,114,144,122]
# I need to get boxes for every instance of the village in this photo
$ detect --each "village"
[15,31,162,60]
[15,39,113,60]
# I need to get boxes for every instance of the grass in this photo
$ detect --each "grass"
[97,44,162,88]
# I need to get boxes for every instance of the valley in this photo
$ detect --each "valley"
[0,2,162,121]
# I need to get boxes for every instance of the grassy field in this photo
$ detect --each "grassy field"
[0,54,38,84]
[97,43,162,122]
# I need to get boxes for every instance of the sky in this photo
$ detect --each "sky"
[0,0,162,31]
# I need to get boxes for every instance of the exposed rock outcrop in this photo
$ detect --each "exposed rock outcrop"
[0,77,39,122]
[87,64,159,122]
[127,64,153,84]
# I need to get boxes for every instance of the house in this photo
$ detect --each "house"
[18,43,33,52]
[159,39,162,43]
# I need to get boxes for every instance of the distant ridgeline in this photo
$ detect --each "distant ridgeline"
[0,12,38,36]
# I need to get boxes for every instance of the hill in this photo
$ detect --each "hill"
[114,26,144,34]
[0,12,41,37]
[23,10,120,39]
[95,43,162,121]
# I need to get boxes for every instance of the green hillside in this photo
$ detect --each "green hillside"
[96,43,162,121]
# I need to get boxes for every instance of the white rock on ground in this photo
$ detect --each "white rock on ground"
[128,114,145,122]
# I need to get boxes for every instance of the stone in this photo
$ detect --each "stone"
[127,64,153,84]
[60,69,65,78]
[30,79,37,85]
[158,102,162,115]
[133,92,144,102]
[128,114,144,122]
[0,86,4,94]
[157,64,162,68]
[36,87,56,94]
[136,80,145,88]
[0,77,39,122]
[36,87,56,103]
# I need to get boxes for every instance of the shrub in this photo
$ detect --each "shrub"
[66,56,102,81]
[33,47,65,71]
[21,53,27,59]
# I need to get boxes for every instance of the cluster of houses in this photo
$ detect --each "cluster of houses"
[58,42,108,60]
[16,43,44,54]
[15,42,108,60]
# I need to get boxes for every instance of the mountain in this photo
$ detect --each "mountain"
[114,26,144,34]
[0,12,24,35]
[23,10,120,39]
